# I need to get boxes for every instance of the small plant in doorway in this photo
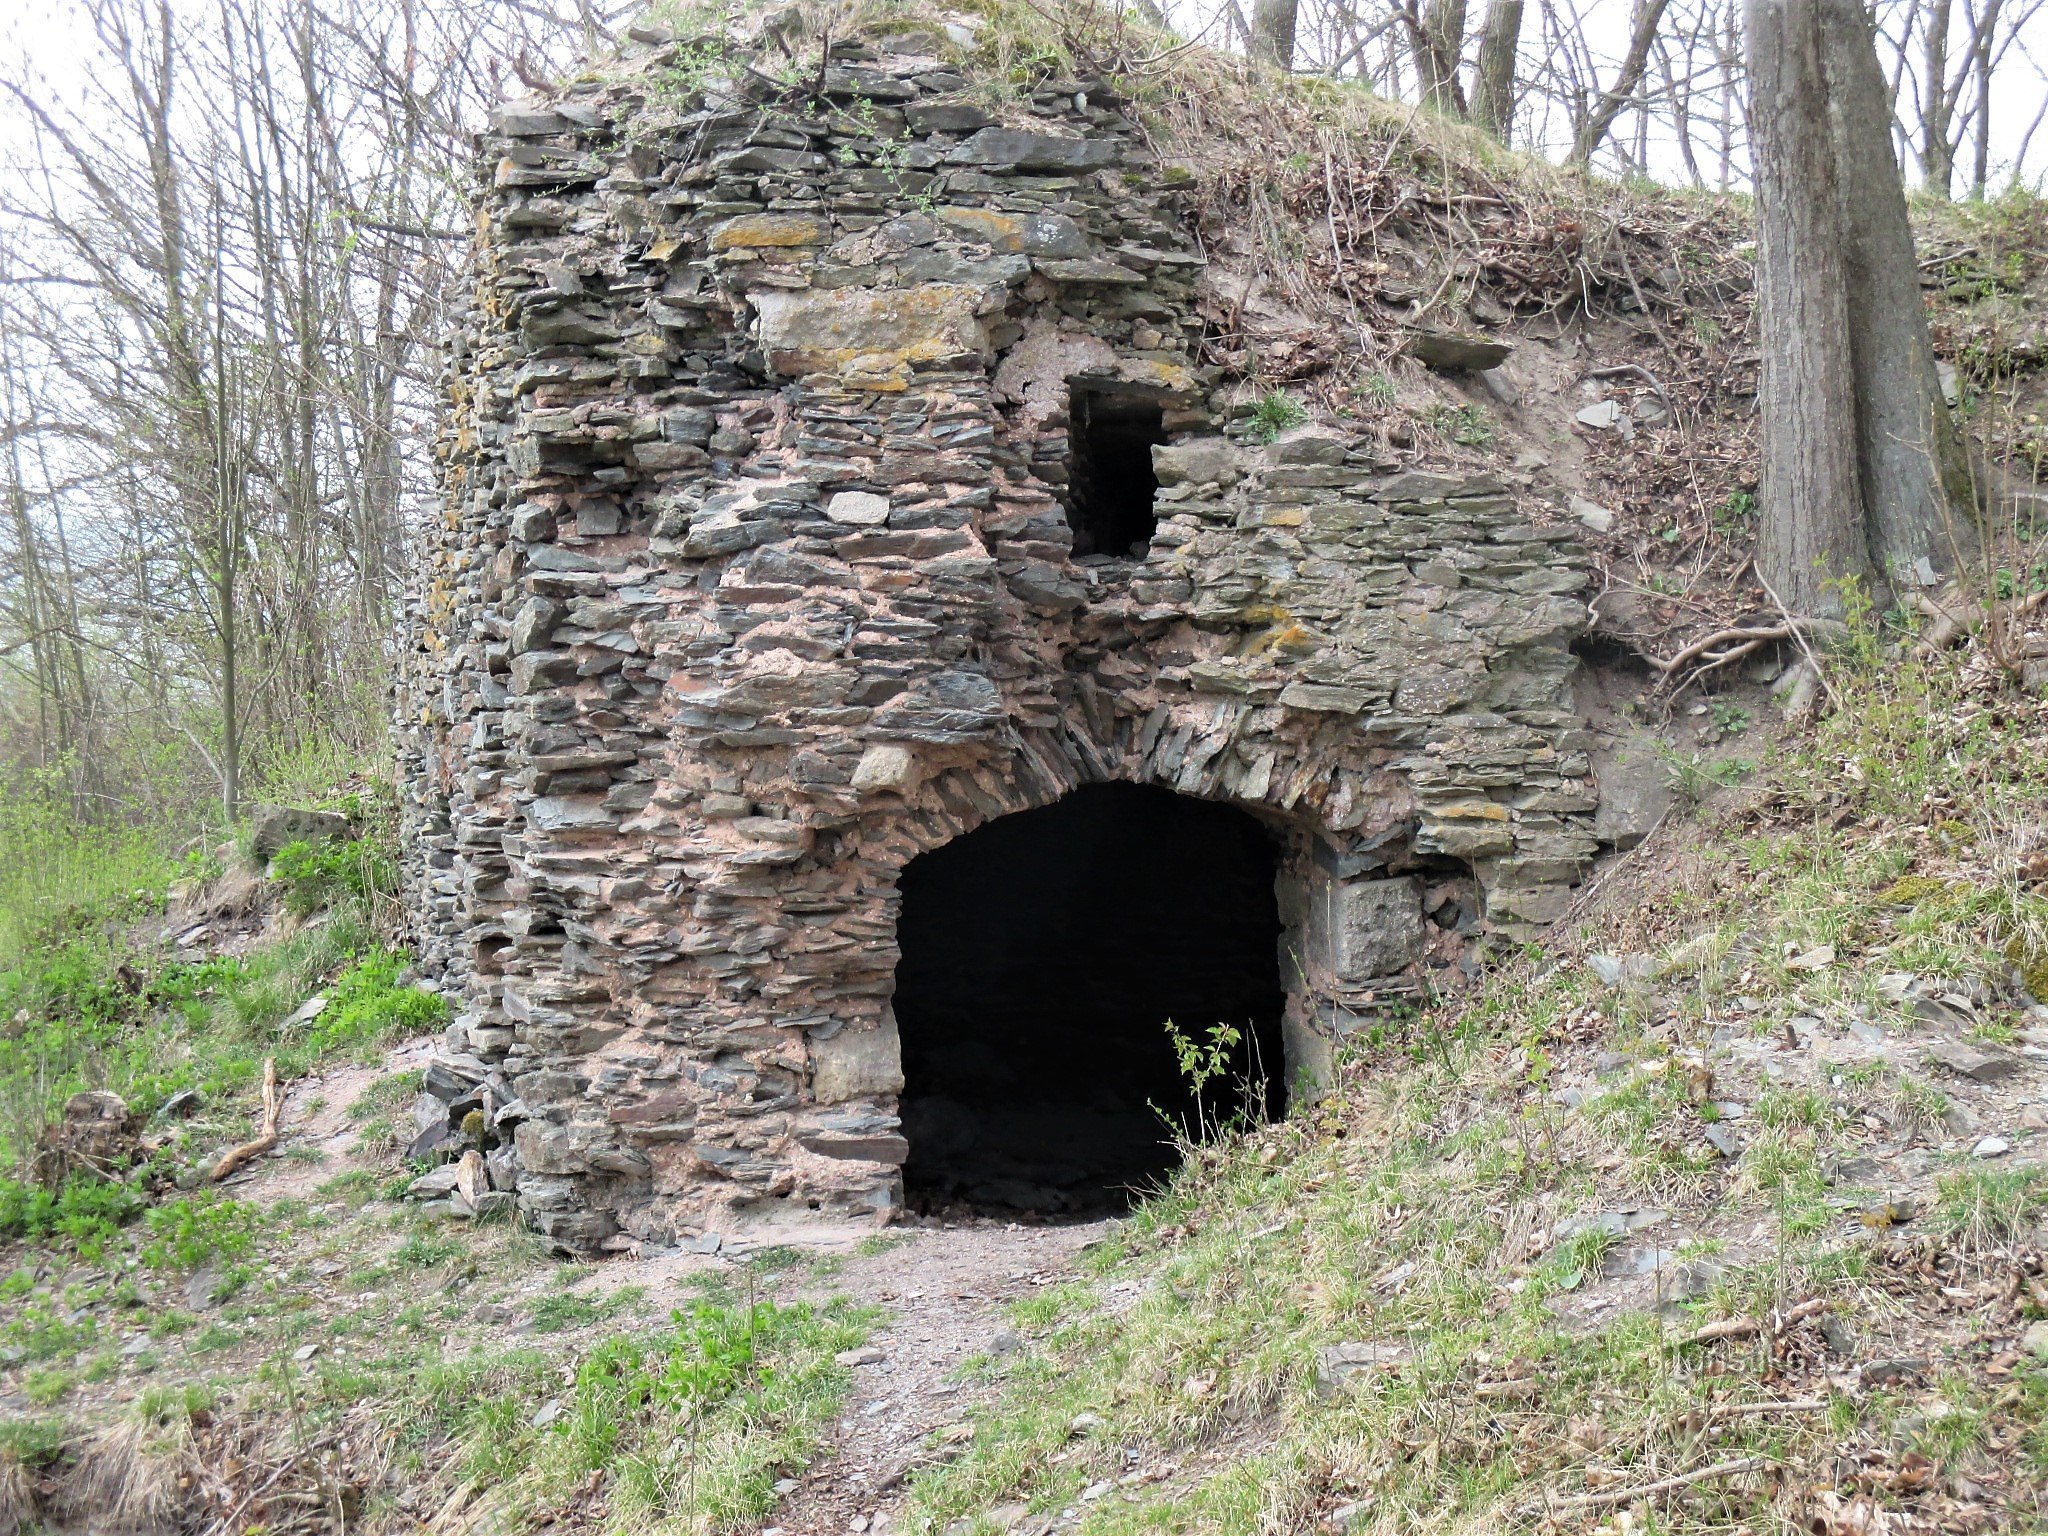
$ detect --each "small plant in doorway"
[1160,1017,1246,1141]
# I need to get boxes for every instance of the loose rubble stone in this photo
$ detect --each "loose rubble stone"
[1571,498,1616,533]
[251,803,350,859]
[395,25,1600,1251]
[1403,332,1513,371]
[1924,1037,2020,1082]
[1702,1123,1742,1159]
[824,490,891,526]
[1315,1341,1411,1393]
[1587,953,1654,988]
[406,1164,465,1199]
[284,994,329,1029]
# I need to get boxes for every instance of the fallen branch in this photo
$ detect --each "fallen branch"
[1682,1295,1825,1347]
[210,1057,281,1182]
[1586,360,1676,416]
[1682,1314,1761,1346]
[1548,1454,1773,1513]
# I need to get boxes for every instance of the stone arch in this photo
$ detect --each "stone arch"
[885,779,1290,1213]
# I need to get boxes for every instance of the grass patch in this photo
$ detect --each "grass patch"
[0,791,173,963]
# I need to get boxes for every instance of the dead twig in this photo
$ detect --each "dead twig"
[1546,1454,1773,1513]
[209,1057,281,1182]
[1752,567,1845,712]
[1709,1398,1826,1419]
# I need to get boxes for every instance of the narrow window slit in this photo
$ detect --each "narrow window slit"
[1067,385,1166,558]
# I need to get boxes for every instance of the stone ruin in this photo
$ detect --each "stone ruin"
[397,22,1599,1252]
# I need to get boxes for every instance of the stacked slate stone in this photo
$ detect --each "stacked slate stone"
[397,20,1597,1253]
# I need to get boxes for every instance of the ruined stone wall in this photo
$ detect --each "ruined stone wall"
[398,26,1597,1251]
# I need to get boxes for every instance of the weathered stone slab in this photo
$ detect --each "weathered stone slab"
[811,1024,905,1103]
[945,128,1118,171]
[753,285,989,385]
[1403,332,1513,371]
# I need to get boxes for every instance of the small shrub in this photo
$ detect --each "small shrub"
[3,1296,97,1361]
[1423,401,1494,448]
[0,1414,67,1466]
[137,1381,215,1423]
[1936,1167,2046,1248]
[1359,371,1398,406]
[139,1193,258,1272]
[395,1230,464,1268]
[23,1367,76,1405]
[0,1174,144,1251]
[1245,391,1308,444]
[270,837,397,918]
[1658,747,1753,806]
[303,951,446,1057]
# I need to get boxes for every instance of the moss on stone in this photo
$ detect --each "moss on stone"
[1876,874,1962,906]
[2005,932,2048,1002]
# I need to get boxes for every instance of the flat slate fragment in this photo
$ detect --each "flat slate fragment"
[1923,1036,2020,1081]
[1403,331,1514,371]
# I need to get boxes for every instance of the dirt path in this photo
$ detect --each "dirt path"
[766,1218,1116,1536]
[230,1034,439,1205]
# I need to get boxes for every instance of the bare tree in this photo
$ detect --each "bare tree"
[0,0,609,825]
[1882,0,2045,195]
[1566,0,1676,165]
[1406,0,1470,111]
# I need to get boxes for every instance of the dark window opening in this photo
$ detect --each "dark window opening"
[892,783,1287,1215]
[1067,386,1166,558]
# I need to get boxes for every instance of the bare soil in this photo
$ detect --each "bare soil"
[767,1218,1116,1536]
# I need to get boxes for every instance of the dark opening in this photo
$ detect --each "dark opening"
[1067,386,1166,558]
[892,782,1287,1214]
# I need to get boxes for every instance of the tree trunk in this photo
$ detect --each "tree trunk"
[1820,0,1976,585]
[1969,0,2000,196]
[1569,0,1674,166]
[1412,0,1469,114]
[1747,0,1870,615]
[1469,0,1524,142]
[1921,0,1956,195]
[1249,0,1300,69]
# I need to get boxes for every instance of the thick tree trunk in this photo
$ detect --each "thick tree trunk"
[1747,0,1870,615]
[1412,0,1470,114]
[1249,0,1300,69]
[1819,0,1976,585]
[1469,0,1524,142]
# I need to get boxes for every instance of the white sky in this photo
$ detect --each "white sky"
[2,1,2047,192]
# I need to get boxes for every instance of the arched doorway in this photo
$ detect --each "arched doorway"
[891,782,1287,1213]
